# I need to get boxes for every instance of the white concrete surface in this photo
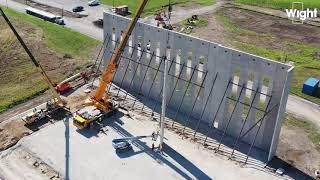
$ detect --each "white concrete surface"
[3,110,282,180]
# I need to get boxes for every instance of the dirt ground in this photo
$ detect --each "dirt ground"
[0,15,91,156]
[174,13,228,46]
[175,6,320,178]
[218,7,320,48]
[177,7,320,48]
[278,125,320,178]
[0,145,62,180]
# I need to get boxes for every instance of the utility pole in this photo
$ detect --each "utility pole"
[160,56,168,151]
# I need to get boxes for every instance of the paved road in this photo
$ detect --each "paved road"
[1,0,320,128]
[0,0,105,40]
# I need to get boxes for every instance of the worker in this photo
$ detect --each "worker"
[152,132,155,141]
[151,143,155,151]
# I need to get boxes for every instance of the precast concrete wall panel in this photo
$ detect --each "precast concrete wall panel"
[103,12,293,161]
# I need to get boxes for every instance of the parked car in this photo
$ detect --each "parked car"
[92,18,103,28]
[88,0,100,6]
[72,6,84,12]
[55,17,65,25]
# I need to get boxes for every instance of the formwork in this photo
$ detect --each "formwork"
[100,12,294,163]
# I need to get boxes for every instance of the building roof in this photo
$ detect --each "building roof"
[25,7,57,19]
[304,77,319,87]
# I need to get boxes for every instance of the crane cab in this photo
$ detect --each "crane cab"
[73,106,102,129]
[73,101,119,129]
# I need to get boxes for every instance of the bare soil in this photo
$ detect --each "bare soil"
[0,15,90,155]
[174,13,228,45]
[218,7,320,48]
[181,7,320,50]
[0,16,82,111]
[278,126,320,178]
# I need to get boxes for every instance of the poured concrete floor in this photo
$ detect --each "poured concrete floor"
[0,107,284,180]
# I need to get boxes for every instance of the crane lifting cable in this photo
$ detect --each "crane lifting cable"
[0,7,66,106]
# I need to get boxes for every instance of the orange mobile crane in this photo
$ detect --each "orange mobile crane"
[73,0,149,129]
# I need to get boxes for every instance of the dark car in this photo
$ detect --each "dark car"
[92,18,103,28]
[72,6,84,12]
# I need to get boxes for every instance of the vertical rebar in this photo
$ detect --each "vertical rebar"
[93,34,110,72]
[115,45,137,96]
[181,71,208,133]
[131,52,155,108]
[91,34,112,88]
[171,65,198,127]
[105,38,123,93]
[140,57,164,112]
[230,88,259,157]
[193,73,218,138]
[151,63,185,115]
[244,96,273,164]
[203,80,231,145]
[216,85,245,151]
[122,48,146,103]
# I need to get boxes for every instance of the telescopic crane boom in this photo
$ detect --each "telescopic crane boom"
[0,7,65,105]
[89,0,149,109]
[73,0,149,129]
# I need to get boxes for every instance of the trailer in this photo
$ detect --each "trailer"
[22,99,63,125]
[25,7,64,25]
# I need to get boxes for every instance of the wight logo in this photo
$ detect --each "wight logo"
[285,2,318,24]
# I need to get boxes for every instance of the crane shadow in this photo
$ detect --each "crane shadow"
[109,120,212,180]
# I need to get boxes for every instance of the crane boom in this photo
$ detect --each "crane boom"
[73,0,150,129]
[93,0,149,101]
[0,7,65,105]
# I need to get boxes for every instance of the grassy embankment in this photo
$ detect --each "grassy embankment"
[235,0,320,9]
[101,0,214,17]
[216,10,320,105]
[0,7,99,113]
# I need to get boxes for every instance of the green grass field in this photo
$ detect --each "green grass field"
[2,7,100,59]
[101,0,214,17]
[0,7,99,113]
[216,12,320,105]
[235,0,320,9]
